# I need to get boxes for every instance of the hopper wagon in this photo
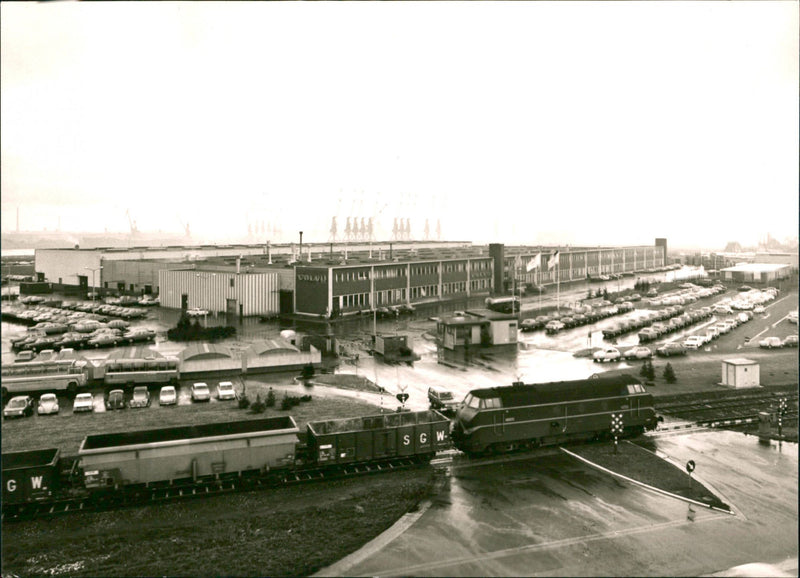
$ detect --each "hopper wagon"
[306,410,450,465]
[78,416,300,489]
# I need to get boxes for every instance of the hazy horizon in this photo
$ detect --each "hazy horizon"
[2,3,798,249]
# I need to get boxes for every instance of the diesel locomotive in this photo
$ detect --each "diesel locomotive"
[451,374,660,454]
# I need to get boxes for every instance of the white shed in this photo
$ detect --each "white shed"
[721,358,760,389]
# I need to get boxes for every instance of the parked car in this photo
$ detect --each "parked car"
[217,381,237,401]
[656,343,686,357]
[191,382,211,402]
[129,386,151,408]
[788,311,798,324]
[622,346,652,360]
[72,393,95,413]
[753,305,766,314]
[105,389,126,410]
[428,386,460,413]
[87,333,121,348]
[123,328,157,344]
[592,347,621,363]
[682,335,706,350]
[759,336,783,349]
[14,350,37,362]
[159,385,177,406]
[520,318,541,332]
[37,393,60,415]
[705,326,720,340]
[4,395,35,418]
[782,334,798,348]
[713,305,734,315]
[545,320,564,334]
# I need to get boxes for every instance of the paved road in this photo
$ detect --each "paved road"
[319,431,797,577]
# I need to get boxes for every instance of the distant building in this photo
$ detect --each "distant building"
[718,263,792,284]
[434,309,518,350]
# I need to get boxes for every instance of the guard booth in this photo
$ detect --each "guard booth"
[721,358,760,389]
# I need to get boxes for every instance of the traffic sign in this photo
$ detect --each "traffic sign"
[686,460,696,473]
[396,393,409,404]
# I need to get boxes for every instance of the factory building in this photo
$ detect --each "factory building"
[33,239,667,321]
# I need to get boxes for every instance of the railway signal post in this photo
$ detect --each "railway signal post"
[611,413,624,454]
[778,397,787,445]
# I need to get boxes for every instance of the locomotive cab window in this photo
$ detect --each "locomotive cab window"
[465,394,480,409]
[481,397,502,409]
[626,384,645,394]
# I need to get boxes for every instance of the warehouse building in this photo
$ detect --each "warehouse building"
[718,263,792,284]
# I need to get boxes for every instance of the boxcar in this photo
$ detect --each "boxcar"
[451,375,659,454]
[306,410,450,465]
[78,416,299,489]
[2,448,61,504]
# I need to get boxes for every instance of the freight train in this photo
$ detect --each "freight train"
[2,410,451,514]
[3,374,660,517]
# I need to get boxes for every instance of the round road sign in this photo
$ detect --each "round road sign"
[686,460,696,473]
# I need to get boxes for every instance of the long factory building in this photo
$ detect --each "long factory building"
[33,239,668,321]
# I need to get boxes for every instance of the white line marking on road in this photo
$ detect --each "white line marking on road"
[751,327,769,340]
[772,314,789,328]
[367,512,732,577]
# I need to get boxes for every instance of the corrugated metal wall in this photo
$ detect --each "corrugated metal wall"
[159,270,280,316]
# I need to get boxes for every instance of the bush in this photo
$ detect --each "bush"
[280,393,309,410]
[166,315,237,342]
[301,363,315,380]
[238,394,251,410]
[640,359,655,381]
[266,388,276,408]
[251,394,266,414]
[663,363,677,383]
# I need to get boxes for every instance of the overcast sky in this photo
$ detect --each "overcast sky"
[1,2,797,250]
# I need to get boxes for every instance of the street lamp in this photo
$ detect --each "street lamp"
[84,266,103,304]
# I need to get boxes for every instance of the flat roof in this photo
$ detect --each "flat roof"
[721,263,790,273]
[723,358,758,365]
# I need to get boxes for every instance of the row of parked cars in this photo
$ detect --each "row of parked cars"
[3,382,239,418]
[11,327,157,353]
[521,302,635,334]
[100,382,237,411]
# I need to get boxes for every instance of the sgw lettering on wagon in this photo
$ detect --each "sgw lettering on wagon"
[6,475,46,493]
[402,430,447,446]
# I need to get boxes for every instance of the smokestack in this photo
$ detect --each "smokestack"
[299,231,303,258]
[267,240,272,265]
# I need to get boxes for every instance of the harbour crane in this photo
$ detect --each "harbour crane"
[125,209,139,235]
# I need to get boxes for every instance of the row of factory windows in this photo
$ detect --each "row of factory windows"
[337,289,410,309]
[336,278,492,309]
[441,281,467,295]
[333,262,492,283]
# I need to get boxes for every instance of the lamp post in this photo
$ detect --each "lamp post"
[84,266,102,304]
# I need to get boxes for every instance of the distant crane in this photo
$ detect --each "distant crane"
[125,209,139,235]
[175,216,191,238]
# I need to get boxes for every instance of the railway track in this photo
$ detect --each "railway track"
[654,389,797,435]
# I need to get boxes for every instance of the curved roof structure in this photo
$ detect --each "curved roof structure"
[178,343,234,362]
[245,338,299,357]
[106,346,163,360]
